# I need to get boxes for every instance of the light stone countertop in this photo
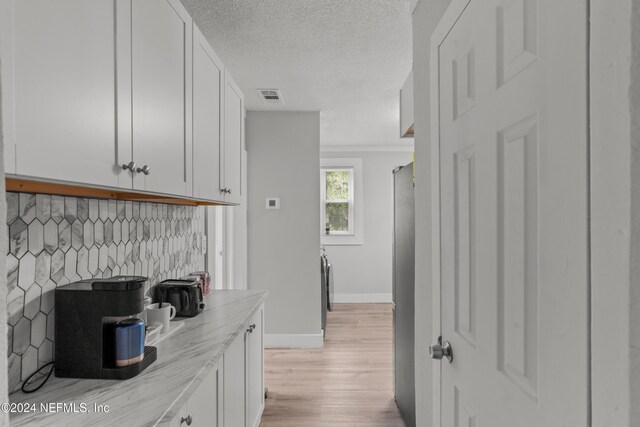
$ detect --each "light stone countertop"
[9,290,267,427]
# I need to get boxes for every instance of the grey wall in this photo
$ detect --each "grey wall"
[412,1,451,425]
[246,111,321,339]
[321,150,412,301]
[5,195,205,393]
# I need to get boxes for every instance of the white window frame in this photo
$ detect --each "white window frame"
[321,167,355,235]
[320,157,363,246]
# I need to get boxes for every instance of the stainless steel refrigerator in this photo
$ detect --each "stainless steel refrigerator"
[393,163,415,427]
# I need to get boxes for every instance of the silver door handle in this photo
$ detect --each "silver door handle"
[429,336,453,363]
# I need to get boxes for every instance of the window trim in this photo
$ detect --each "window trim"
[320,157,363,246]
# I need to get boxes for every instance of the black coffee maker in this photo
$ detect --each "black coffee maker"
[54,276,157,379]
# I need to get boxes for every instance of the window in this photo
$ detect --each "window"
[321,168,354,235]
[320,157,363,245]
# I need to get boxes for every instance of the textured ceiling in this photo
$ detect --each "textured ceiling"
[180,0,414,147]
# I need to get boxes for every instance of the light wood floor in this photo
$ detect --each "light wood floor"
[260,303,405,427]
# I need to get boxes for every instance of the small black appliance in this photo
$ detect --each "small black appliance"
[155,279,205,317]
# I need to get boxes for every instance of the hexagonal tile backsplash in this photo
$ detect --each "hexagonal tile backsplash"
[6,193,206,393]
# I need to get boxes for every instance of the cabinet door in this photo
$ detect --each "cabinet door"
[186,362,223,426]
[224,331,246,426]
[131,0,192,196]
[167,402,188,427]
[223,74,243,204]
[247,307,264,427]
[7,0,131,188]
[192,24,224,201]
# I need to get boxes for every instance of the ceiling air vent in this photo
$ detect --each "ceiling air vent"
[257,88,284,104]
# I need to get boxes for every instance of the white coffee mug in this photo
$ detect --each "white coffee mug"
[146,303,176,334]
[140,297,153,323]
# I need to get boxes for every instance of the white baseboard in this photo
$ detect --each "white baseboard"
[333,293,393,303]
[264,333,324,349]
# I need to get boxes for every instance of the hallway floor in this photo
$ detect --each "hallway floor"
[260,303,405,426]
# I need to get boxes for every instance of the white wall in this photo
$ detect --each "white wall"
[0,55,9,426]
[205,148,247,291]
[321,150,412,302]
[411,1,452,426]
[246,111,322,348]
[231,116,248,290]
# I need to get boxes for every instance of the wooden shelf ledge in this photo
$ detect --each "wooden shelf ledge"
[6,176,229,206]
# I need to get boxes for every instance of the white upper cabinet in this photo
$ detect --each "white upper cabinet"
[192,24,224,201]
[131,0,192,196]
[3,0,130,188]
[223,74,243,204]
[2,0,244,205]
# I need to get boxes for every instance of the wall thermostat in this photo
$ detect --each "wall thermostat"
[265,198,280,209]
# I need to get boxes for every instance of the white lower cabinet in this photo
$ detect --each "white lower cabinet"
[224,304,264,427]
[167,305,264,427]
[170,361,223,427]
[246,308,264,427]
[223,330,246,426]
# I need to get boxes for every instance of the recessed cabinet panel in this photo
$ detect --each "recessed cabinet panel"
[247,308,264,427]
[192,25,224,201]
[223,75,243,204]
[12,0,128,188]
[132,0,192,196]
[224,332,246,426]
[187,363,223,426]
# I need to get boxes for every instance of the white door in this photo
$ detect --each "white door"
[131,0,192,196]
[192,23,224,200]
[437,0,589,426]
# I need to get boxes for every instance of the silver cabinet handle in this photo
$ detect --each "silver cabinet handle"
[122,161,137,172]
[247,324,256,333]
[136,165,151,175]
[227,188,232,194]
[220,188,227,194]
[180,414,192,425]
